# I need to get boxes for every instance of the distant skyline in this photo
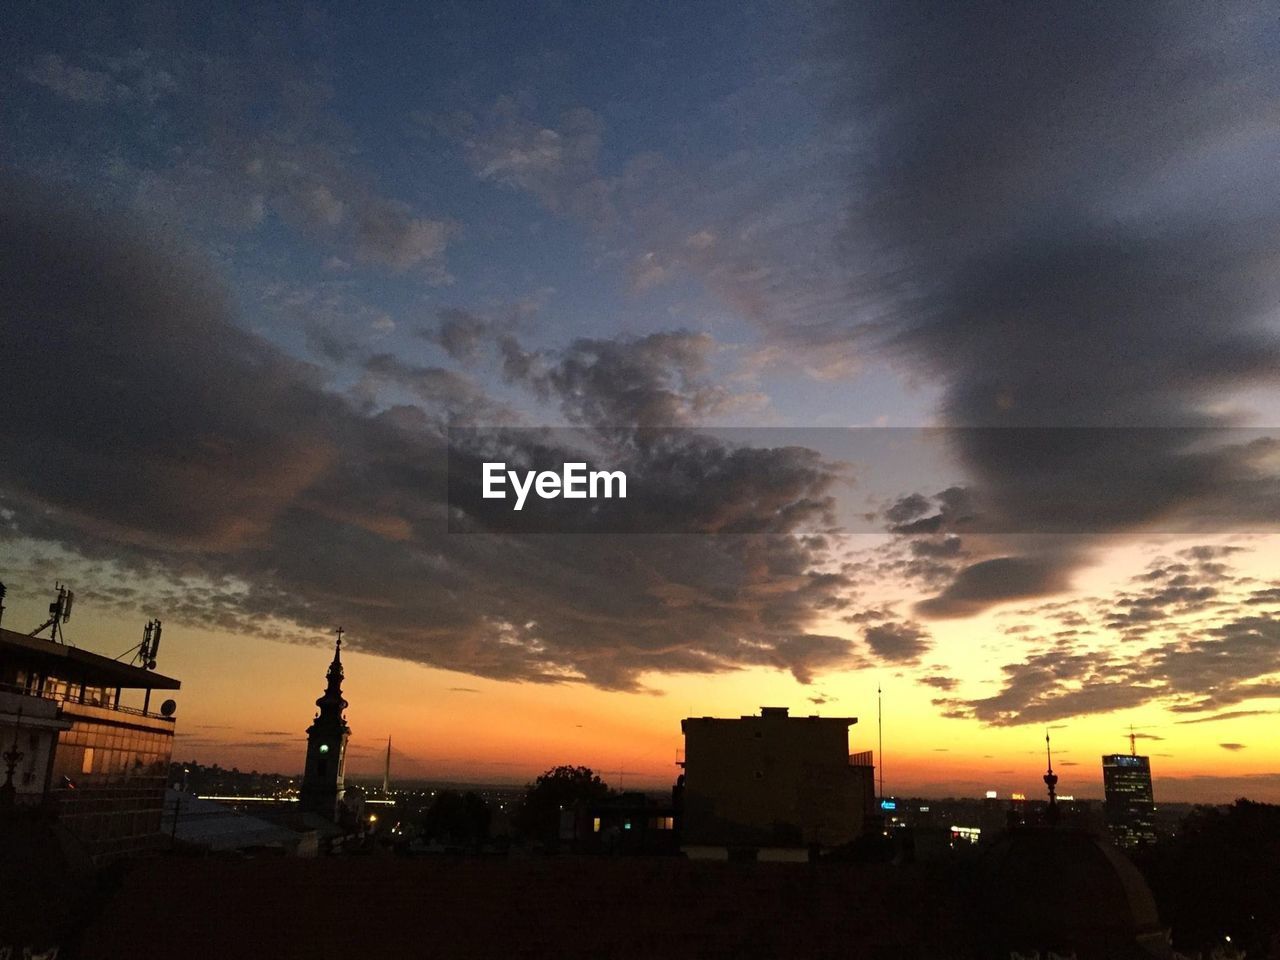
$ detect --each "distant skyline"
[2,2,1279,802]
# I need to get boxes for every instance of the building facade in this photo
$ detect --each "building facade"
[1101,753,1157,847]
[0,626,180,860]
[679,706,876,857]
[299,633,350,820]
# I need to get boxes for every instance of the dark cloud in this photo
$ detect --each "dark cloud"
[0,177,861,691]
[1219,743,1247,752]
[917,556,1074,620]
[863,621,930,664]
[826,3,1280,615]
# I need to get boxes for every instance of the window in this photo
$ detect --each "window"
[82,747,94,774]
[592,817,601,833]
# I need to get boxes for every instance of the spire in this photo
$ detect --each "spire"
[1043,729,1060,824]
[382,735,391,796]
[316,627,348,713]
[877,682,885,802]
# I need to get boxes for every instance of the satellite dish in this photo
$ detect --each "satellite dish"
[160,699,177,717]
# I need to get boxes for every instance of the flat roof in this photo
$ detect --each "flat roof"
[0,627,181,690]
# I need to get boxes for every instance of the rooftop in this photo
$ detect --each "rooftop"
[0,627,181,692]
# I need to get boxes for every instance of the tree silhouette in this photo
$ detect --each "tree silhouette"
[1137,799,1280,957]
[514,765,611,843]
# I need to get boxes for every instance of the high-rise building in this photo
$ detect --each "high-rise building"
[299,631,351,820]
[1101,753,1156,847]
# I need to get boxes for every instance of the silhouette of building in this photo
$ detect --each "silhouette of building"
[0,624,180,860]
[561,791,678,855]
[679,706,875,859]
[972,747,1171,959]
[299,630,351,820]
[1102,753,1157,847]
[974,827,1171,958]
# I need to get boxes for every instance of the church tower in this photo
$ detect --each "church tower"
[299,629,351,820]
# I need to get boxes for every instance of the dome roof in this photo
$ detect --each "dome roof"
[973,826,1170,959]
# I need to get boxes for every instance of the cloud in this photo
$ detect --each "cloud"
[0,177,859,692]
[456,100,614,227]
[1176,709,1278,725]
[55,39,459,280]
[918,675,957,691]
[863,621,930,664]
[506,331,737,429]
[932,551,1280,724]
[24,51,176,106]
[446,96,866,377]
[1219,742,1247,752]
[821,4,1280,615]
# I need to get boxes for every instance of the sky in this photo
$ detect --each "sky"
[2,1,1279,802]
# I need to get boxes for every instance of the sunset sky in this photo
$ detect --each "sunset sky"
[2,2,1278,802]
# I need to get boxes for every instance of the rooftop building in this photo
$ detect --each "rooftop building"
[0,622,180,861]
[679,706,876,858]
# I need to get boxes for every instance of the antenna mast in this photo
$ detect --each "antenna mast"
[1129,724,1136,757]
[383,735,391,797]
[1043,730,1059,822]
[877,682,885,801]
[29,583,74,644]
[131,619,163,670]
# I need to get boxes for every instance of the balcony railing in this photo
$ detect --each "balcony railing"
[0,680,173,721]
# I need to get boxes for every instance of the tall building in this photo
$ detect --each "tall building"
[0,623,180,860]
[299,631,351,820]
[679,706,875,858]
[1101,753,1156,847]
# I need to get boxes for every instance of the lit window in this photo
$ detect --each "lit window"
[81,747,94,774]
[592,817,601,833]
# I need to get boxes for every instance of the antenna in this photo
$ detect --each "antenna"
[0,581,6,630]
[383,735,391,797]
[877,682,885,801]
[29,583,73,643]
[1043,729,1059,822]
[1129,724,1136,757]
[132,619,164,670]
